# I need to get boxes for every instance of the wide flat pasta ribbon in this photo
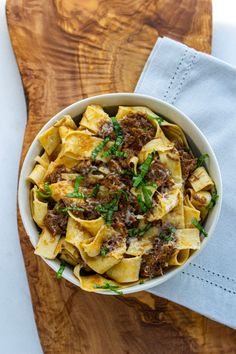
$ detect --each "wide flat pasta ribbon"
[30,186,48,228]
[79,105,110,134]
[78,239,120,274]
[106,256,142,283]
[148,187,180,221]
[68,213,104,237]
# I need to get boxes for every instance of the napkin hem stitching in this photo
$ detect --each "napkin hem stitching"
[170,52,197,105]
[189,263,235,283]
[163,48,188,102]
[182,271,236,295]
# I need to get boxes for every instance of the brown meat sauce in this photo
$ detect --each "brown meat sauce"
[45,165,66,184]
[174,141,197,180]
[41,111,198,280]
[44,209,68,236]
[140,225,176,278]
[146,159,172,187]
[101,232,125,253]
[119,113,156,151]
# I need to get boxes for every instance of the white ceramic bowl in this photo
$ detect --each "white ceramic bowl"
[18,93,222,295]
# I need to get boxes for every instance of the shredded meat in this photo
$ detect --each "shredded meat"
[179,151,197,180]
[146,159,171,187]
[101,174,126,191]
[71,160,92,175]
[175,142,197,180]
[111,192,140,232]
[140,225,176,278]
[106,159,132,188]
[114,149,134,170]
[119,113,155,151]
[97,120,115,139]
[102,231,125,252]
[44,210,68,236]
[63,198,102,220]
[159,178,175,194]
[45,165,66,184]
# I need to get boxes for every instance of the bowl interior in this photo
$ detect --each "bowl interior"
[18,93,222,295]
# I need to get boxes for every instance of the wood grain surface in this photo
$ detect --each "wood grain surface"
[6,0,236,353]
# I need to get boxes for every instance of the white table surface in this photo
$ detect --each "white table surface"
[1,0,235,353]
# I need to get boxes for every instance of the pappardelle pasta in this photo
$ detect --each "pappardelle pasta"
[28,105,218,294]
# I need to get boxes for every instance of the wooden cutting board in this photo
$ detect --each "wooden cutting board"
[6,0,236,353]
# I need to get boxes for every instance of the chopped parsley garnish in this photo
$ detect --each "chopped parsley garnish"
[160,227,176,241]
[67,175,85,198]
[93,282,123,295]
[95,190,127,224]
[128,224,152,238]
[121,169,135,177]
[133,153,154,188]
[37,182,52,199]
[147,114,164,125]
[56,262,65,279]
[136,182,157,213]
[137,194,148,213]
[208,190,219,209]
[196,153,209,168]
[141,183,153,209]
[100,246,109,256]
[90,184,100,198]
[91,136,110,160]
[113,150,128,158]
[117,189,129,201]
[55,205,84,213]
[103,117,127,158]
[95,194,119,225]
[67,180,100,200]
[191,218,208,237]
[111,116,122,141]
[142,127,149,132]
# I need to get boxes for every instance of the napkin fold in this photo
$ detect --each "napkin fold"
[135,37,236,329]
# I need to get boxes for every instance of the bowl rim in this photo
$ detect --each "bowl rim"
[18,92,222,295]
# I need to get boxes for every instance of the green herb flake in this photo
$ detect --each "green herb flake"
[91,136,110,160]
[128,224,152,238]
[93,282,123,295]
[111,116,122,135]
[100,246,109,257]
[208,191,219,209]
[139,279,144,284]
[196,153,209,168]
[147,114,164,125]
[160,227,176,241]
[142,127,149,132]
[67,175,85,198]
[56,262,65,279]
[114,150,128,158]
[191,218,208,237]
[117,189,129,201]
[121,169,135,177]
[90,184,100,198]
[37,182,52,199]
[141,183,153,209]
[137,194,148,213]
[95,194,120,225]
[102,117,126,158]
[133,153,154,188]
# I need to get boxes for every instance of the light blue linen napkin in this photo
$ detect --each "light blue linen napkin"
[135,37,236,329]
